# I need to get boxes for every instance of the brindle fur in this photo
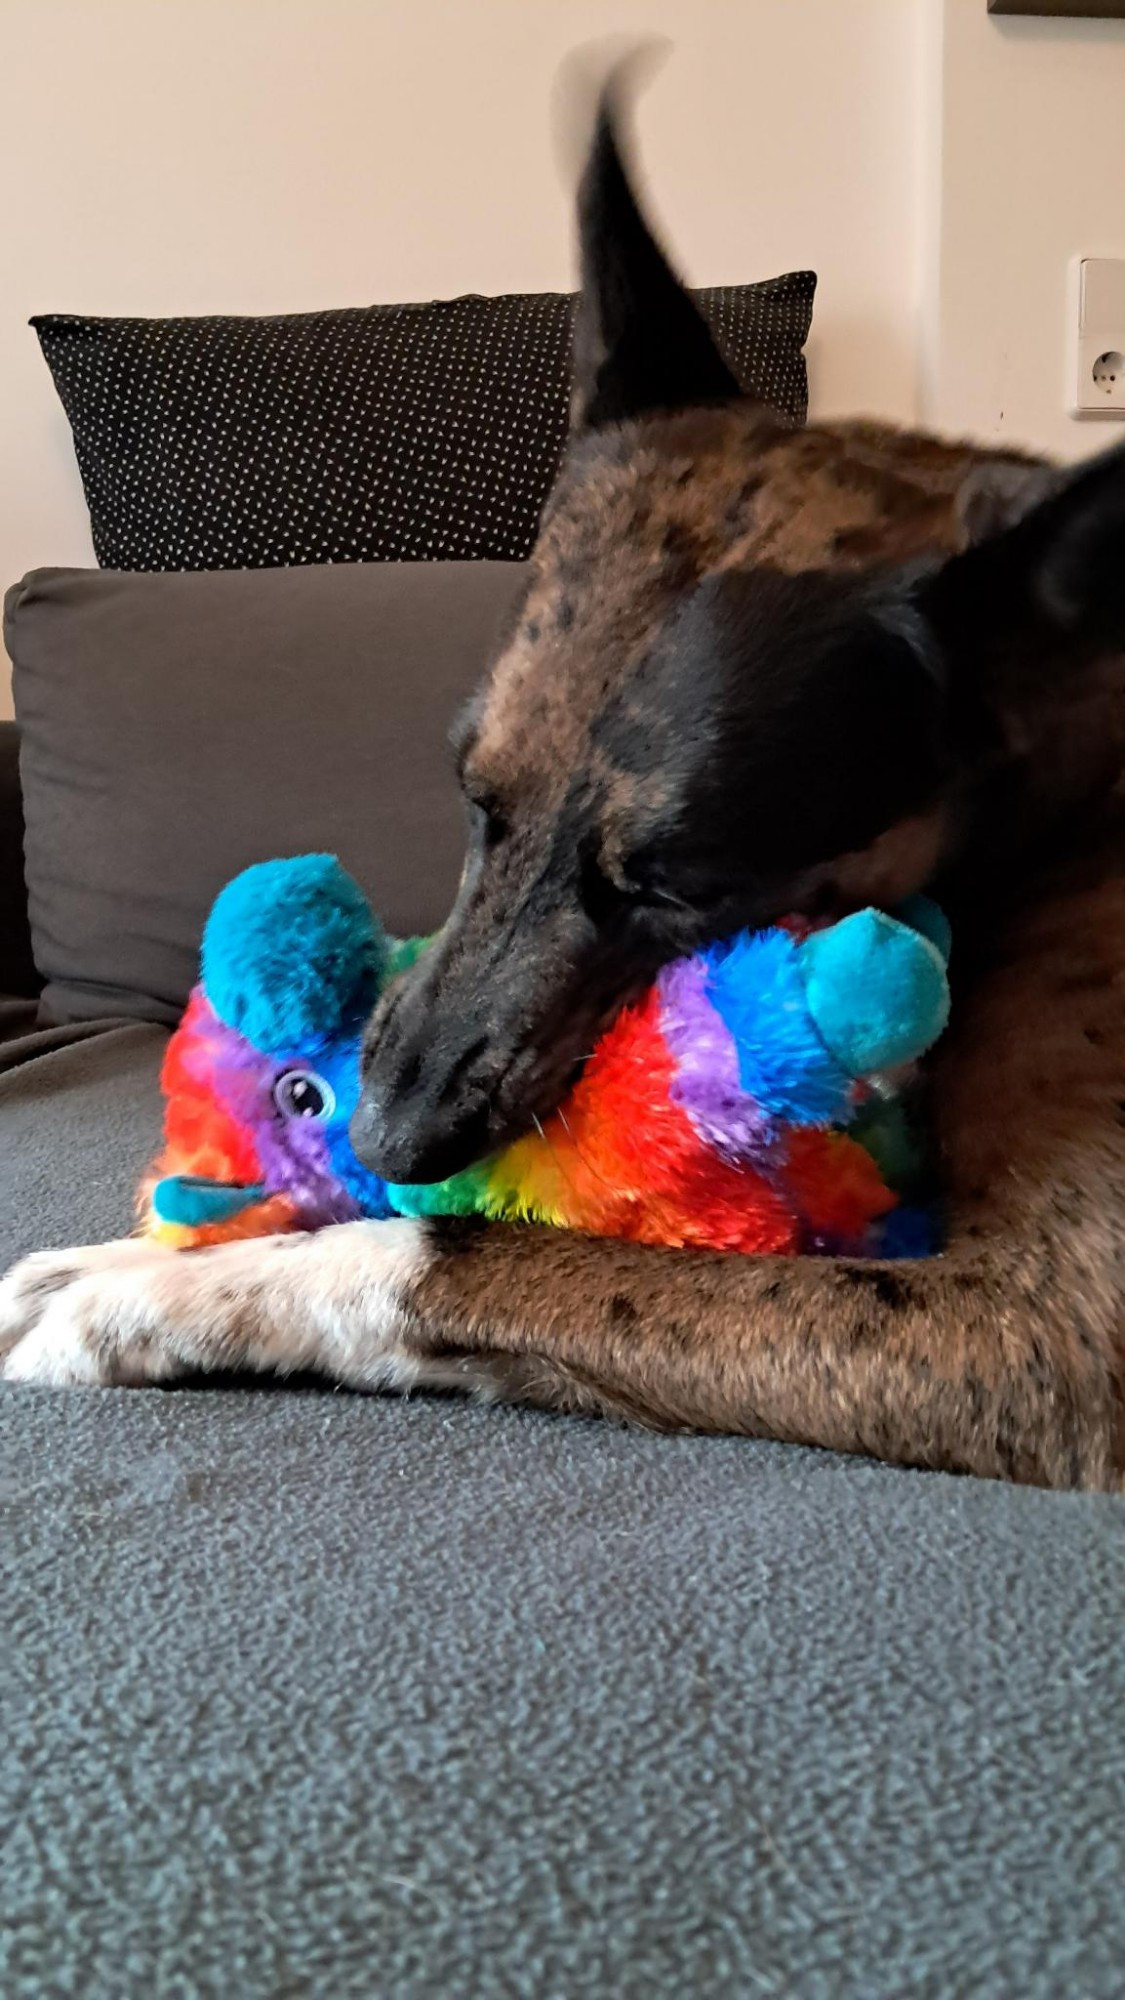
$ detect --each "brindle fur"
[2,84,1123,1488]
[389,400,1125,1487]
[403,788,1125,1489]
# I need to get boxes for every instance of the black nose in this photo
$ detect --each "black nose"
[349,1084,493,1185]
[353,945,503,1182]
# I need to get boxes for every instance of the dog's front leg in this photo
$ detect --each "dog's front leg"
[402,1220,1124,1491]
[3,1211,1120,1490]
[0,1222,446,1393]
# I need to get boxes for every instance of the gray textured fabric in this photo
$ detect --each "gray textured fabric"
[2,1027,1124,1998]
[6,561,523,1027]
[0,1020,166,1261]
[0,998,38,1047]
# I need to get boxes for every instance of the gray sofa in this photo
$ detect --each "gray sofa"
[2,704,1123,1998]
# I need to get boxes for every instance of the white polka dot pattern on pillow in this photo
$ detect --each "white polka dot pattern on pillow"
[33,276,815,570]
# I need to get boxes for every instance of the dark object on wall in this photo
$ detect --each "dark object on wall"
[0,720,40,997]
[32,277,815,572]
[989,2,1125,17]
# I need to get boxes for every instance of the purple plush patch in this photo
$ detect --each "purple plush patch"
[181,1001,365,1229]
[657,957,776,1166]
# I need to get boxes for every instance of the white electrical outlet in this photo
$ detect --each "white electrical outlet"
[1070,257,1125,419]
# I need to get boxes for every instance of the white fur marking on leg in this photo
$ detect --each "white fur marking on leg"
[3,1307,107,1386]
[1,1219,438,1391]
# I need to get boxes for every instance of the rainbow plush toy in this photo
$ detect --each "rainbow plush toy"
[141,855,952,1260]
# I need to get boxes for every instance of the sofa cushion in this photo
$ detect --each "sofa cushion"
[0,1095,1121,2000]
[6,562,523,1026]
[32,276,815,570]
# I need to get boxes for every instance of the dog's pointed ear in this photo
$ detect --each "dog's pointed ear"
[571,81,740,432]
[920,438,1125,660]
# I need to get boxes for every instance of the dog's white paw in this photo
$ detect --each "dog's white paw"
[4,1294,116,1386]
[0,1219,434,1390]
[0,1237,207,1386]
[0,1239,161,1360]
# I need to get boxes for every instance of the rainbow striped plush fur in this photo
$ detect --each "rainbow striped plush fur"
[141,855,951,1259]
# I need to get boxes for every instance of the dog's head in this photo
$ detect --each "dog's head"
[354,89,1125,1184]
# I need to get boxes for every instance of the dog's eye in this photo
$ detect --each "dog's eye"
[578,844,682,927]
[578,851,628,927]
[466,791,508,849]
[273,1069,335,1121]
[632,876,688,913]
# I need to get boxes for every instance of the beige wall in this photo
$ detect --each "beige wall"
[924,0,1125,458]
[1,0,1124,722]
[0,0,926,714]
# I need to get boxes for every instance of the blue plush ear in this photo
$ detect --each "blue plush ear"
[798,909,950,1075]
[893,894,952,966]
[201,854,387,1054]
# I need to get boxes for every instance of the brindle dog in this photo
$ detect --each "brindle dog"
[3,100,1124,1489]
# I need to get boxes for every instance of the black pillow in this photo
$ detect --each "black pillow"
[33,276,815,571]
[0,721,39,998]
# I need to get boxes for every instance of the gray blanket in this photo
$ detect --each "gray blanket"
[2,1023,1123,1998]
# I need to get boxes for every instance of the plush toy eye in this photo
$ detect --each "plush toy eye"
[272,1068,335,1121]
